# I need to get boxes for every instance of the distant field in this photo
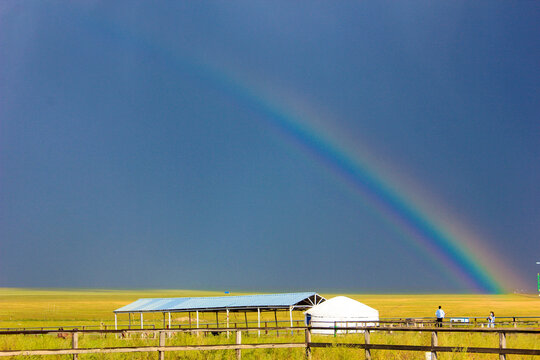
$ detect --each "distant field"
[342,293,540,318]
[0,288,539,328]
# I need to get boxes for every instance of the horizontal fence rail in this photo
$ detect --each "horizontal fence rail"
[310,343,540,356]
[0,326,539,359]
[2,316,539,332]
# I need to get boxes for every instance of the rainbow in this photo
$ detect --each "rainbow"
[193,60,519,293]
[101,20,522,293]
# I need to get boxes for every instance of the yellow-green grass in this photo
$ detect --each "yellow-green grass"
[0,288,222,324]
[339,293,540,318]
[1,288,539,328]
[1,288,539,360]
[0,330,539,360]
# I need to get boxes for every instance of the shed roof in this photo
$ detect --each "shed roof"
[114,292,324,313]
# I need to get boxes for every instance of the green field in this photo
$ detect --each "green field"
[1,288,539,327]
[0,289,539,359]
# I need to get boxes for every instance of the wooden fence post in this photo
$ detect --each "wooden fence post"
[431,330,438,360]
[158,331,165,360]
[364,330,371,360]
[72,332,78,360]
[236,330,242,360]
[499,331,506,360]
[305,328,311,359]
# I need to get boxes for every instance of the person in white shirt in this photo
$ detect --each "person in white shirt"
[435,306,445,327]
[488,311,495,328]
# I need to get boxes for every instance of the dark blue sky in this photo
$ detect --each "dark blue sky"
[1,1,539,293]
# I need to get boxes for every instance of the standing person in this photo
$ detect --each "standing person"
[488,311,495,328]
[435,306,445,327]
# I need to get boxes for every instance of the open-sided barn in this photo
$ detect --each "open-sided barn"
[114,292,325,330]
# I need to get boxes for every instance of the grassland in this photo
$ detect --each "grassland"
[1,288,539,328]
[0,288,539,359]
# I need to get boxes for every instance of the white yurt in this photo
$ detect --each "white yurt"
[304,296,379,334]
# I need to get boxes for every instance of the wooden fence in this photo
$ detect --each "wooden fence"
[0,326,539,359]
[2,316,538,332]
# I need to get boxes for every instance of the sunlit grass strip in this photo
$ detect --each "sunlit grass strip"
[1,328,539,360]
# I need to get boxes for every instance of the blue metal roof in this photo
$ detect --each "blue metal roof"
[114,292,323,313]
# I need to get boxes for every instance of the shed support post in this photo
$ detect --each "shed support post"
[290,306,293,335]
[244,312,248,332]
[216,312,219,328]
[227,309,230,338]
[128,313,131,329]
[189,312,191,328]
[257,308,260,337]
[140,312,143,329]
[275,310,279,337]
[114,313,117,330]
[196,311,200,337]
[163,313,166,329]
[168,312,171,329]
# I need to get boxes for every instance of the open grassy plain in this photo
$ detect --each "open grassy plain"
[343,293,540,318]
[1,288,539,328]
[0,288,539,359]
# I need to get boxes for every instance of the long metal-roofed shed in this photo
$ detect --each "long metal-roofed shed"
[114,292,325,332]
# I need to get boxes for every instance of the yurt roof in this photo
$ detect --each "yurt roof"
[305,296,378,318]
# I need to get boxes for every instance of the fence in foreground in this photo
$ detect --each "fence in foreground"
[0,326,539,359]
